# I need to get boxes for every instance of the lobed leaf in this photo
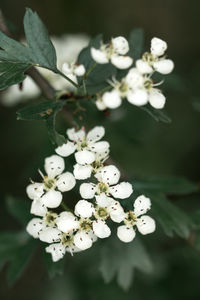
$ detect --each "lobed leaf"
[99,237,153,291]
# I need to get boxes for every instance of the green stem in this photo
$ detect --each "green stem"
[61,201,71,211]
[57,70,79,88]
[83,79,87,95]
[85,62,97,78]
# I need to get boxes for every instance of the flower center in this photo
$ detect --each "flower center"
[43,177,56,190]
[44,211,58,226]
[142,52,155,66]
[124,211,137,226]
[97,182,109,194]
[144,78,153,90]
[119,81,129,97]
[95,207,109,220]
[79,218,92,232]
[77,137,88,151]
[61,233,74,246]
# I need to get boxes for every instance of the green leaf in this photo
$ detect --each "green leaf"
[192,98,200,112]
[128,28,144,61]
[0,8,58,90]
[5,196,31,226]
[99,237,153,291]
[17,100,64,121]
[134,176,198,195]
[0,61,30,90]
[6,238,37,286]
[140,104,172,123]
[45,113,66,146]
[17,100,66,145]
[150,193,193,239]
[23,8,57,71]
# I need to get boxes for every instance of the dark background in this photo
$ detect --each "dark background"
[0,0,200,299]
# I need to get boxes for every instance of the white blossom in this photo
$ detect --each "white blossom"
[117,195,156,243]
[91,36,133,69]
[26,155,76,214]
[80,165,133,199]
[46,243,66,262]
[55,126,110,167]
[74,200,95,218]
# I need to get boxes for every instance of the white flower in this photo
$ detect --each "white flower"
[39,227,61,243]
[26,155,76,214]
[79,165,133,199]
[117,195,156,243]
[73,164,93,180]
[92,219,111,238]
[56,211,79,233]
[91,36,133,69]
[62,62,86,87]
[55,126,110,167]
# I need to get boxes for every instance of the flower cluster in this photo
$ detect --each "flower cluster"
[26,126,156,262]
[93,37,174,110]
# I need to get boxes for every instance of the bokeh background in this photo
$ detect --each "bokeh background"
[0,0,200,299]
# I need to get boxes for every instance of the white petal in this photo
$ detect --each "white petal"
[79,183,97,199]
[56,211,79,233]
[39,227,61,243]
[74,64,86,76]
[102,89,122,109]
[30,199,47,217]
[67,127,85,142]
[91,47,109,64]
[87,230,98,242]
[134,195,151,217]
[127,89,148,106]
[26,183,44,200]
[74,231,93,250]
[46,243,66,262]
[75,150,95,165]
[148,89,166,109]
[62,62,72,74]
[153,59,174,75]
[109,182,133,199]
[96,99,107,111]
[92,220,111,238]
[151,37,167,57]
[73,163,92,180]
[44,155,65,178]
[112,36,129,55]
[41,190,62,208]
[56,172,76,192]
[136,215,156,235]
[96,165,120,185]
[117,225,136,242]
[111,54,133,69]
[74,200,94,218]
[88,141,110,153]
[95,193,113,207]
[55,141,76,157]
[26,218,45,238]
[108,201,126,223]
[66,245,82,255]
[87,126,105,143]
[125,68,144,88]
[136,59,153,74]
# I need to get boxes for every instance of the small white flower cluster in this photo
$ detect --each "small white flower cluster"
[93,37,174,110]
[26,126,156,262]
